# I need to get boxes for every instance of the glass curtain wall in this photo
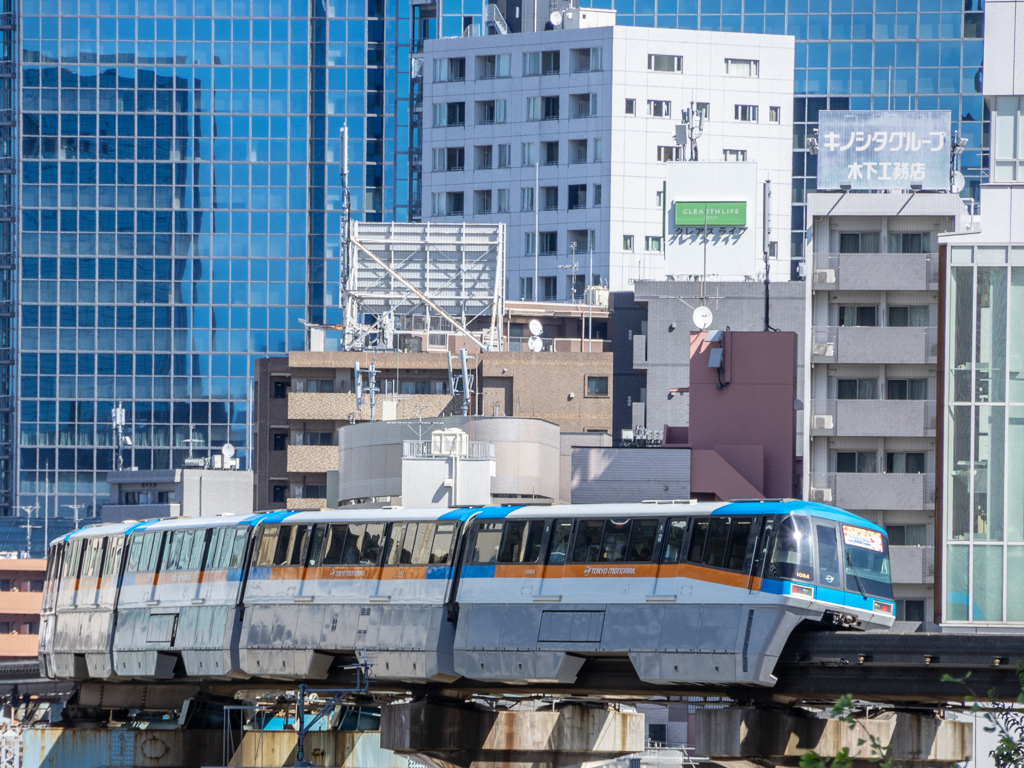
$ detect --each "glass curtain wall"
[945,253,1024,624]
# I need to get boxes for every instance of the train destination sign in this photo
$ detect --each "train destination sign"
[673,201,747,227]
[817,110,950,192]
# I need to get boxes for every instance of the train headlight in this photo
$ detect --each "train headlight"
[790,583,814,598]
[872,600,893,615]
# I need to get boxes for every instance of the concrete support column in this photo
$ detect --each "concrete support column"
[695,707,972,767]
[381,701,645,768]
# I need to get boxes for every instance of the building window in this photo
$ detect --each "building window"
[993,95,1024,181]
[432,146,465,172]
[836,451,876,473]
[303,484,327,499]
[431,192,445,216]
[625,98,636,115]
[837,378,878,399]
[696,102,710,120]
[543,95,560,120]
[657,146,682,162]
[498,143,512,168]
[305,379,335,393]
[542,140,559,165]
[539,231,558,255]
[593,137,603,161]
[525,230,537,255]
[541,186,558,211]
[272,485,287,504]
[655,190,664,207]
[838,305,877,327]
[521,142,536,166]
[838,231,881,253]
[887,524,928,546]
[497,188,510,213]
[568,229,594,254]
[475,145,493,170]
[273,381,291,399]
[432,101,466,127]
[568,184,587,210]
[433,57,466,82]
[888,305,930,327]
[520,277,533,300]
[542,50,560,75]
[540,276,558,301]
[477,53,511,79]
[769,106,780,122]
[725,58,759,76]
[272,433,287,451]
[476,99,507,125]
[886,451,926,473]
[523,51,541,76]
[520,187,535,212]
[526,96,542,121]
[723,149,747,161]
[887,378,928,400]
[647,99,672,117]
[593,184,602,206]
[571,47,602,72]
[571,93,598,118]
[474,189,492,214]
[569,139,588,164]
[645,236,662,252]
[445,191,464,216]
[648,54,683,72]
[623,235,634,251]
[586,376,609,396]
[568,274,585,301]
[734,104,758,121]
[889,232,931,253]
[896,599,926,622]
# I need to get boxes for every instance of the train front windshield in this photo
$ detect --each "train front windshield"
[841,524,892,599]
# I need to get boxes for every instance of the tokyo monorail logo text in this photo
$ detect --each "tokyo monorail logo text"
[583,566,636,576]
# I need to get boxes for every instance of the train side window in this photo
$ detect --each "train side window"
[361,524,385,565]
[204,528,225,569]
[703,518,729,568]
[285,526,308,566]
[430,523,457,564]
[601,520,632,563]
[724,518,753,571]
[188,530,210,570]
[342,524,366,564]
[471,522,503,564]
[163,531,186,571]
[547,520,572,564]
[255,525,280,567]
[137,535,153,572]
[273,527,296,566]
[572,520,604,563]
[399,523,419,564]
[499,520,544,564]
[687,519,709,563]
[410,523,437,564]
[385,524,405,566]
[320,524,348,566]
[140,533,162,572]
[770,516,813,581]
[628,520,658,561]
[816,524,840,587]
[102,538,122,577]
[228,529,249,569]
[663,519,687,563]
[85,538,104,577]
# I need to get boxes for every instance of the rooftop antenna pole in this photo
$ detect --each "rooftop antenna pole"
[340,125,351,288]
[763,179,772,331]
[65,503,85,532]
[17,506,37,558]
[112,402,126,471]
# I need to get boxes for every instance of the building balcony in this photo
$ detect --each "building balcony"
[286,497,327,510]
[0,633,40,659]
[0,591,42,615]
[286,444,339,474]
[810,326,937,365]
[812,252,939,292]
[809,400,937,438]
[888,544,935,586]
[809,472,935,511]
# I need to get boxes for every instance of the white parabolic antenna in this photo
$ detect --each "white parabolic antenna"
[221,442,236,459]
[528,319,544,336]
[951,171,966,194]
[528,335,544,352]
[549,9,563,25]
[693,305,714,330]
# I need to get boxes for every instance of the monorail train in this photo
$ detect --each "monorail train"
[39,499,893,689]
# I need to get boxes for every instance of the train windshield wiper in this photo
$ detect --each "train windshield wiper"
[845,551,867,599]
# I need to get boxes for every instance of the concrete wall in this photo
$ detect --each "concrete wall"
[570,447,689,503]
[102,468,254,522]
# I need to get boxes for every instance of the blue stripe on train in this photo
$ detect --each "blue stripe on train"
[460,564,497,578]
[761,577,893,612]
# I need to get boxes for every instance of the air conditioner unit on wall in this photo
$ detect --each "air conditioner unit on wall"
[812,342,835,357]
[811,414,834,430]
[814,269,836,284]
[810,488,833,504]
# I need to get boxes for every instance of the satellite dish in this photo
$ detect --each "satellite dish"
[528,319,544,336]
[951,171,966,194]
[221,443,236,459]
[528,335,544,353]
[692,305,714,330]
[549,9,563,25]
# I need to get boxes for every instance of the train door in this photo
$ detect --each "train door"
[495,519,546,599]
[747,518,774,593]
[375,523,407,601]
[537,519,572,598]
[653,518,688,597]
[813,522,842,598]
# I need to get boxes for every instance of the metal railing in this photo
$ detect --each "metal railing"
[403,439,494,459]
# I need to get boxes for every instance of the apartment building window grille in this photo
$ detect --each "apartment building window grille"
[888,305,930,327]
[723,149,747,161]
[542,186,559,211]
[474,190,492,214]
[539,232,558,255]
[838,305,877,327]
[497,189,510,213]
[625,98,636,115]
[498,143,512,168]
[570,139,588,164]
[520,187,534,212]
[476,99,507,125]
[887,378,928,400]
[837,378,878,399]
[725,58,759,76]
[838,231,880,252]
[769,106,781,122]
[540,276,558,301]
[477,53,511,79]
[889,232,931,253]
[645,236,662,252]
[648,54,683,72]
[475,145,493,170]
[734,104,758,121]
[648,100,672,117]
[571,47,603,72]
[433,57,466,82]
[657,146,683,162]
[887,451,926,474]
[542,141,559,165]
[568,184,587,210]
[836,451,876,473]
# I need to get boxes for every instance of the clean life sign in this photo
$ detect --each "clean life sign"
[673,202,747,227]
[817,110,951,191]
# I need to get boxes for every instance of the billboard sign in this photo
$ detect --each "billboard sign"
[817,110,950,191]
[673,201,747,227]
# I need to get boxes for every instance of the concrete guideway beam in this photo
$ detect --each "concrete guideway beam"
[381,701,645,768]
[695,707,972,766]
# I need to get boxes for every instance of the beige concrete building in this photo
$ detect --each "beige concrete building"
[102,468,255,523]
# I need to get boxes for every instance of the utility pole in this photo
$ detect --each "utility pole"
[17,505,37,558]
[65,504,86,532]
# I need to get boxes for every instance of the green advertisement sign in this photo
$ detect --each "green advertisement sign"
[673,201,747,227]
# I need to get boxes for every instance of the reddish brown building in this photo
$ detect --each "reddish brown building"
[0,559,46,659]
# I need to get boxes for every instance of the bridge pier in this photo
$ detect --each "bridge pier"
[695,707,972,767]
[381,700,645,768]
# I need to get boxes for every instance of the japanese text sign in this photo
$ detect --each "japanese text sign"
[817,111,951,191]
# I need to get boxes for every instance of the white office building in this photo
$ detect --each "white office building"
[420,21,794,301]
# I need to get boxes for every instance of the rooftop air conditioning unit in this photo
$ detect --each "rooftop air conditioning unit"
[811,414,834,430]
[814,268,836,284]
[810,488,833,504]
[812,342,835,358]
